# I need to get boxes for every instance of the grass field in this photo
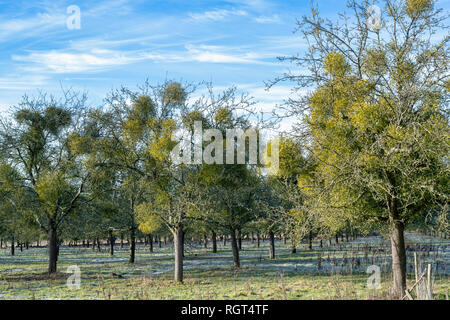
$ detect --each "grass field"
[0,233,448,300]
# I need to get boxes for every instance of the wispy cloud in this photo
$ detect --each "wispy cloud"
[188,8,247,22]
[254,14,280,24]
[184,44,264,64]
[0,75,48,90]
[0,12,66,40]
[12,49,142,73]
[11,41,276,74]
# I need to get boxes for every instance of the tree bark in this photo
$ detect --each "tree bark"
[108,229,115,256]
[10,235,14,256]
[149,234,153,252]
[308,231,313,250]
[48,226,58,273]
[129,225,136,263]
[203,234,208,249]
[390,208,407,299]
[212,231,217,253]
[173,227,184,283]
[269,230,275,259]
[256,232,260,248]
[230,229,240,268]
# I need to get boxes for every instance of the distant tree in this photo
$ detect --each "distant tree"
[0,91,99,273]
[265,137,310,253]
[0,163,38,255]
[96,80,201,282]
[195,99,262,268]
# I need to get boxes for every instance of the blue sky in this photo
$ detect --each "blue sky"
[0,0,449,124]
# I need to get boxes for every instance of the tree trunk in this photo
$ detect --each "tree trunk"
[96,238,101,252]
[129,226,136,263]
[203,234,208,249]
[48,226,58,273]
[173,227,184,283]
[149,234,153,252]
[108,229,115,256]
[212,231,217,253]
[10,235,14,256]
[230,229,240,268]
[256,232,260,248]
[308,231,313,250]
[335,234,339,245]
[223,235,227,246]
[269,230,275,259]
[390,214,407,299]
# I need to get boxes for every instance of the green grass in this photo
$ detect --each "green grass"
[0,233,448,300]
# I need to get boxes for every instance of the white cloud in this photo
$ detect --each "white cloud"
[0,75,48,90]
[188,8,247,22]
[12,41,274,74]
[185,44,263,64]
[0,12,66,39]
[12,49,148,74]
[254,14,280,24]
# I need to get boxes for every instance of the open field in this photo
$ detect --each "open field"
[0,233,448,300]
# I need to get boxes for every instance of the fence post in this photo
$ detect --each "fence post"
[414,252,419,298]
[426,264,433,300]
